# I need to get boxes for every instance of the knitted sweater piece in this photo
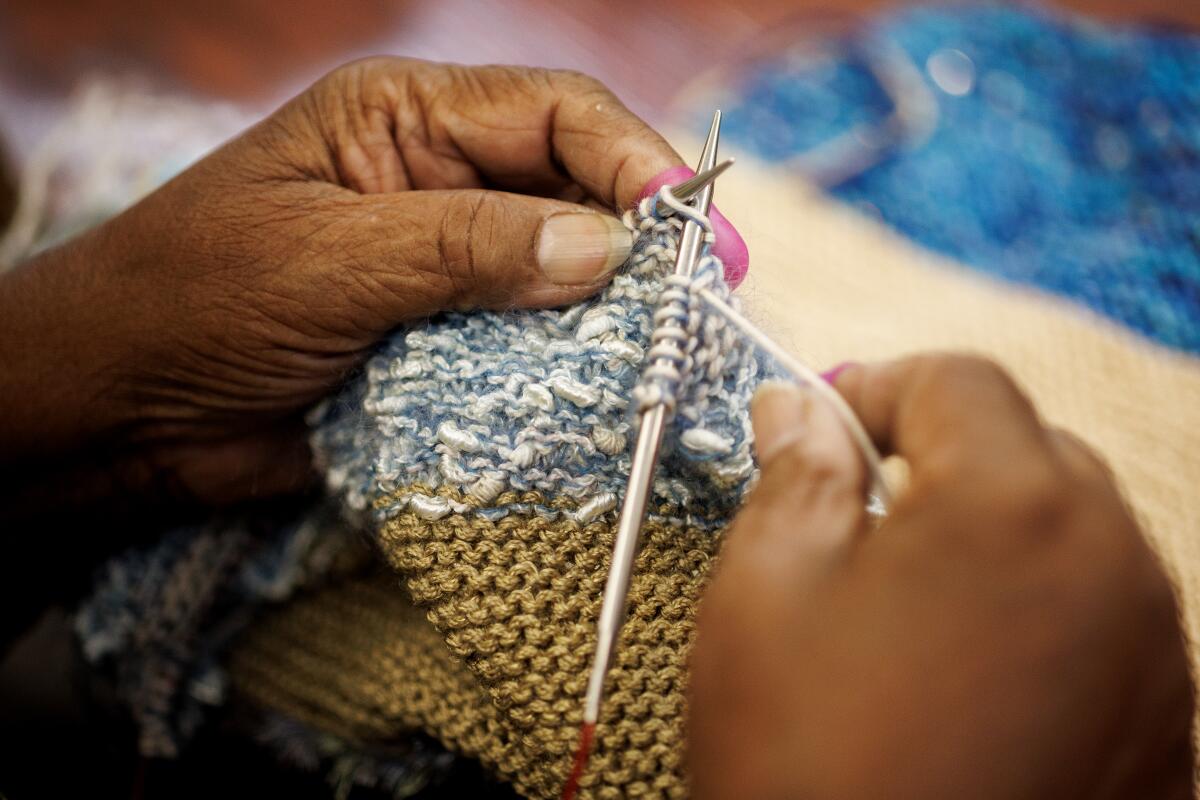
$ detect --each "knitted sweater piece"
[250,198,767,798]
[231,509,724,799]
[81,198,769,798]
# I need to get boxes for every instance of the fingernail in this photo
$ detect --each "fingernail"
[537,213,632,284]
[751,381,811,464]
[820,361,859,385]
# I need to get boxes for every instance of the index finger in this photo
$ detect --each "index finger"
[832,354,1053,483]
[407,61,685,208]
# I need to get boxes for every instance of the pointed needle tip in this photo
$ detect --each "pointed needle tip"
[663,157,735,205]
[698,110,722,172]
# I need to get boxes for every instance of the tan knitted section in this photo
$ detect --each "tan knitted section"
[230,494,719,799]
[229,569,481,746]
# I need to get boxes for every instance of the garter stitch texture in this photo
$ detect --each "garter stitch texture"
[230,508,723,799]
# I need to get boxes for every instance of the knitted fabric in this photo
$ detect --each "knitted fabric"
[716,4,1200,352]
[231,511,719,799]
[78,194,768,797]
[74,504,367,757]
[73,508,449,794]
[230,196,767,798]
[309,196,762,527]
[251,708,459,798]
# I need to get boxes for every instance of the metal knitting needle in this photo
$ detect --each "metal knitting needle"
[583,110,723,727]
[653,156,735,216]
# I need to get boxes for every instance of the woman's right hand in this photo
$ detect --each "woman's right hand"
[691,355,1193,800]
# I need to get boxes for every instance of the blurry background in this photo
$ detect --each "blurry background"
[1,0,1198,350]
[2,0,1198,115]
[1,2,1199,798]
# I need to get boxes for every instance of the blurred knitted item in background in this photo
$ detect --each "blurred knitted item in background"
[0,76,251,270]
[715,4,1200,352]
[74,504,365,757]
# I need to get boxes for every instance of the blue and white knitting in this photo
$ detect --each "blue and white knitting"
[310,191,768,531]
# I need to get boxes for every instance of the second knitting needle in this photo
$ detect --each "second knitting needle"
[562,111,724,800]
[583,109,721,729]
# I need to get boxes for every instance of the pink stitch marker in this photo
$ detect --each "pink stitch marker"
[638,165,750,289]
[821,361,859,385]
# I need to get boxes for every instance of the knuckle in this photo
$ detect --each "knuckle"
[799,451,847,487]
[999,438,1128,540]
[312,58,374,101]
[1012,469,1073,527]
[322,56,416,89]
[1138,555,1183,626]
[976,461,1080,545]
[769,443,849,489]
[919,353,1018,397]
[1071,505,1169,616]
[547,67,609,93]
[763,446,809,483]
[910,353,1038,434]
[462,191,500,249]
[547,68,624,110]
[925,453,1060,525]
[1051,428,1116,482]
[434,191,501,296]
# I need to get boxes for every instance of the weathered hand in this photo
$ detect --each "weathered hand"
[690,356,1192,800]
[0,58,681,507]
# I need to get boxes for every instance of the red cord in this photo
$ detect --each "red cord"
[560,721,596,800]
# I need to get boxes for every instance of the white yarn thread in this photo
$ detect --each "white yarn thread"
[632,187,893,512]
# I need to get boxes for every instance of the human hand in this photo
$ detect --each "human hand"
[0,58,681,507]
[690,356,1193,799]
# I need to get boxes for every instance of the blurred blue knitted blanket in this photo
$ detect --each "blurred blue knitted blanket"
[717,4,1200,352]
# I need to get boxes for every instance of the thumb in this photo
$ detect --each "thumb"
[731,381,868,579]
[322,188,633,323]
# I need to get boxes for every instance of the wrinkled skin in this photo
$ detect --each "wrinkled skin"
[0,58,681,508]
[691,356,1194,800]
